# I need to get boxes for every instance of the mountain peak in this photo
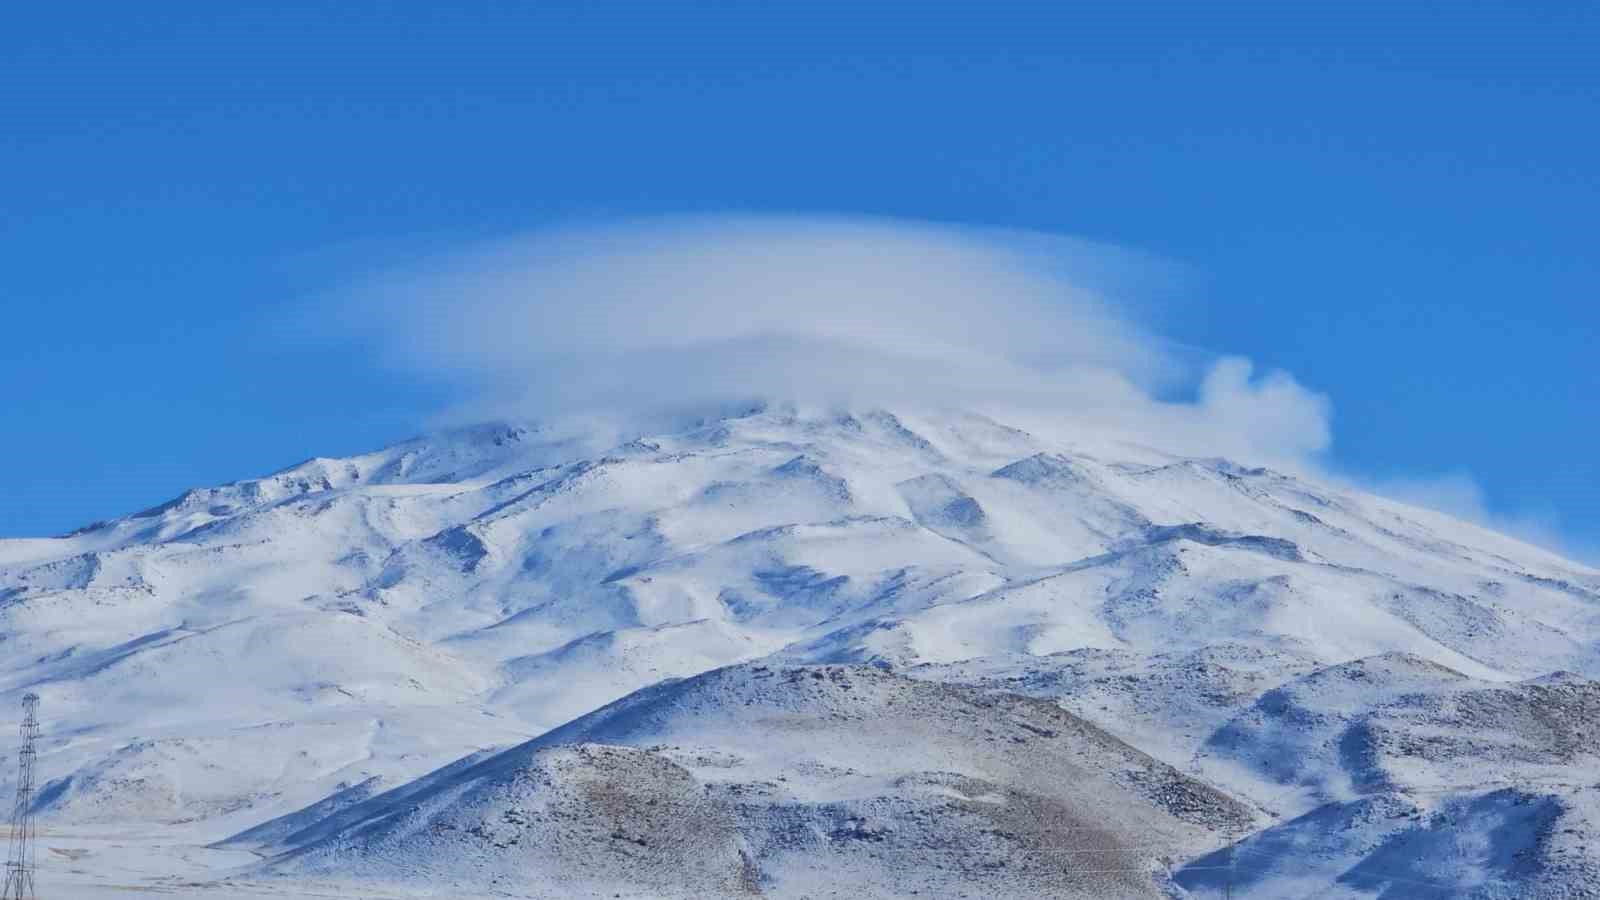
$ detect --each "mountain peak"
[4,407,1598,896]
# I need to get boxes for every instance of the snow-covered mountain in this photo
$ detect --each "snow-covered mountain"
[2,407,1597,898]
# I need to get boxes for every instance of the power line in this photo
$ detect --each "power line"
[3,693,40,900]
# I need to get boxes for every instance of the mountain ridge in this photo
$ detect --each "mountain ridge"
[2,406,1597,897]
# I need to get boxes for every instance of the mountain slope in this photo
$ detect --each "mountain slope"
[253,663,1250,899]
[1,406,1596,897]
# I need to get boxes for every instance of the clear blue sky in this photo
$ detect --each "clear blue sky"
[3,3,1596,555]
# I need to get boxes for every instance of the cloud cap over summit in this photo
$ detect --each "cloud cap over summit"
[324,214,1331,468]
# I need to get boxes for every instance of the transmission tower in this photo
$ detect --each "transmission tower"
[3,693,40,900]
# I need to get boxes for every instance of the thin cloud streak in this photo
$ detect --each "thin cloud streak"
[1371,470,1599,566]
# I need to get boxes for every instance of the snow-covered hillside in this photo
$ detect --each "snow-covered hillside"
[2,407,1597,898]
[252,663,1250,898]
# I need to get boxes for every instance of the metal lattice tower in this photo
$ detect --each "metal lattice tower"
[3,693,40,900]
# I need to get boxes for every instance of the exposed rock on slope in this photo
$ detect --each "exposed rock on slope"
[259,664,1250,899]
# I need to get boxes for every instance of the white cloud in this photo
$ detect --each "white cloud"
[1373,471,1493,523]
[318,213,1333,471]
[1372,470,1597,565]
[1190,356,1333,462]
[290,213,1600,566]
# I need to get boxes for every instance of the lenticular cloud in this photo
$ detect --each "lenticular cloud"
[324,213,1332,469]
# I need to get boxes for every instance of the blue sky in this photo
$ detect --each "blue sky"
[2,3,1596,557]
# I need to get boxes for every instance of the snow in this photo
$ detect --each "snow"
[1,405,1597,897]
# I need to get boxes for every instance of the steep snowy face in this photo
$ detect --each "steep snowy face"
[1,406,1598,896]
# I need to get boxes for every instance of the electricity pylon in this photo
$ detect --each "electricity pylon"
[3,693,40,900]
